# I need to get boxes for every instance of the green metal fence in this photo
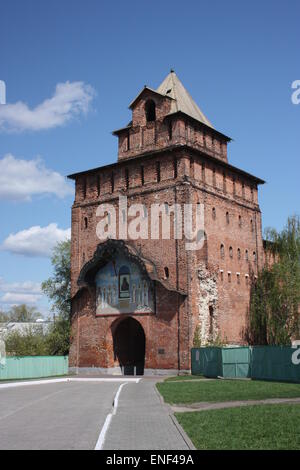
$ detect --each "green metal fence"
[251,346,300,383]
[192,347,225,377]
[221,347,251,378]
[191,347,250,378]
[0,356,68,380]
[191,346,300,382]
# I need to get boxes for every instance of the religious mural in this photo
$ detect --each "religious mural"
[95,255,154,315]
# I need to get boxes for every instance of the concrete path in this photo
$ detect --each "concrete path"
[171,397,300,413]
[0,377,193,450]
[166,378,214,383]
[103,379,194,450]
[0,380,122,450]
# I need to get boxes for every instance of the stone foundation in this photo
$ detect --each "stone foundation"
[69,367,190,376]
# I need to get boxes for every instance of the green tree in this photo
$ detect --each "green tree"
[0,305,40,323]
[42,240,71,355]
[5,327,48,356]
[0,311,9,322]
[45,319,70,356]
[193,325,201,347]
[246,215,300,345]
[42,240,71,321]
[8,304,41,322]
[2,241,72,357]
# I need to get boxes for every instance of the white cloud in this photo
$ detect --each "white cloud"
[1,292,42,305]
[0,278,41,295]
[0,277,50,314]
[0,154,73,201]
[0,278,42,307]
[0,81,95,132]
[1,223,71,258]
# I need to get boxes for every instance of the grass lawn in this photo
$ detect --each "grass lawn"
[157,379,300,404]
[176,404,300,450]
[164,375,204,382]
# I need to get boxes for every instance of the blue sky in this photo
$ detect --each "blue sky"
[0,0,299,316]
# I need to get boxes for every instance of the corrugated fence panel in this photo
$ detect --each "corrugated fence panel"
[221,347,251,378]
[191,346,300,382]
[0,356,68,380]
[251,346,300,383]
[191,348,205,375]
[191,347,250,379]
[191,347,222,376]
[202,347,222,378]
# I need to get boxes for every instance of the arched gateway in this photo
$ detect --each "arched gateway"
[70,239,185,375]
[113,317,145,375]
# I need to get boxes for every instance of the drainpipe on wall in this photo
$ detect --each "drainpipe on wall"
[174,184,180,372]
[76,311,80,375]
[254,209,260,273]
[185,179,193,373]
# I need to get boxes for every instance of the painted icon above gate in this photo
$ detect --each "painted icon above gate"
[95,255,154,315]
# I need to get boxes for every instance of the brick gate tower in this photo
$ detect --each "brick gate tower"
[68,71,265,375]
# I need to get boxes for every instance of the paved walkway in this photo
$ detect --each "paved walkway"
[0,377,194,450]
[103,379,194,450]
[166,378,214,383]
[171,397,300,413]
[0,380,121,450]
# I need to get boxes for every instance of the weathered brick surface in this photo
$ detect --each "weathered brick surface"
[69,88,264,372]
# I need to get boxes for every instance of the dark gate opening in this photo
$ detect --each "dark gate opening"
[113,317,146,376]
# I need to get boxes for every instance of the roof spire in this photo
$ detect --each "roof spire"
[157,71,213,128]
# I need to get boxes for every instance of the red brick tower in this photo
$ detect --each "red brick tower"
[68,71,265,375]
